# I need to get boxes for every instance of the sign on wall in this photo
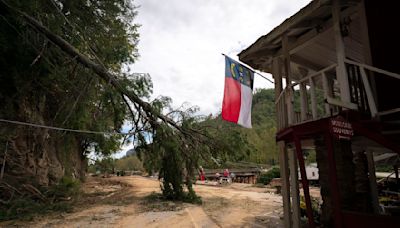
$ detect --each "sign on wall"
[329,116,354,140]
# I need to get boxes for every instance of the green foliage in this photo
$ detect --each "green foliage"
[375,165,394,172]
[45,176,81,199]
[304,149,317,165]
[158,131,184,200]
[0,177,80,221]
[0,198,71,221]
[199,88,278,167]
[300,195,321,223]
[89,157,116,174]
[135,101,209,203]
[115,155,144,171]
[146,124,201,203]
[200,118,255,166]
[0,0,142,179]
[257,167,280,185]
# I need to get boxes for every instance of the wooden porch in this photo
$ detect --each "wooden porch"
[239,0,400,227]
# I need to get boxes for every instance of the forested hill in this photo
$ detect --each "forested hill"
[203,88,278,167]
[248,88,277,164]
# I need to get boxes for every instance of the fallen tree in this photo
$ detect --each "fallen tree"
[0,0,222,212]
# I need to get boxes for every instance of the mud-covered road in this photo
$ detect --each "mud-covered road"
[3,176,284,227]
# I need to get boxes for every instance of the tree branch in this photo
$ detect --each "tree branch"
[1,1,183,133]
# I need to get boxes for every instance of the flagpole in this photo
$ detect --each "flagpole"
[222,53,274,84]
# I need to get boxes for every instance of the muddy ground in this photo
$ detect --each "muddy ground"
[1,176,285,227]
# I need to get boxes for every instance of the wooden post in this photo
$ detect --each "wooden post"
[324,133,343,228]
[366,149,380,214]
[322,72,331,116]
[294,135,315,228]
[309,77,318,119]
[358,0,378,106]
[288,146,300,228]
[278,141,292,228]
[273,58,283,101]
[300,82,308,121]
[273,58,284,129]
[283,34,294,125]
[332,0,351,104]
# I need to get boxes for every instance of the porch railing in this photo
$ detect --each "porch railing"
[345,59,400,118]
[275,60,400,131]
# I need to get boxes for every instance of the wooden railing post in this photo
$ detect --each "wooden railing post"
[273,57,284,129]
[286,89,294,125]
[300,82,308,121]
[360,67,378,116]
[322,72,331,116]
[282,97,288,129]
[283,33,294,125]
[309,77,318,119]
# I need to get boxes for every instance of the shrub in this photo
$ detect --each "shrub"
[257,167,280,185]
[45,176,80,199]
[0,176,79,221]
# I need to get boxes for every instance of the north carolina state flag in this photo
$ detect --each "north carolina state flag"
[222,56,254,128]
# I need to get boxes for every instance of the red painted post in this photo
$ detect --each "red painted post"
[294,134,316,228]
[324,132,343,228]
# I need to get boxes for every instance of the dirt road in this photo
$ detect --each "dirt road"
[3,176,284,227]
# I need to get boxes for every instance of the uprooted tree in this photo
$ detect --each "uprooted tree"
[0,0,225,214]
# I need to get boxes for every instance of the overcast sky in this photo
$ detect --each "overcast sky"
[115,0,310,157]
[132,0,310,115]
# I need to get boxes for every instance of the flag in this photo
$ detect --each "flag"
[222,56,254,128]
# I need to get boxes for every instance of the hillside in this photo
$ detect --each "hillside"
[115,88,278,171]
[203,88,278,167]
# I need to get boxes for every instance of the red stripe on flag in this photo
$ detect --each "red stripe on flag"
[222,77,241,123]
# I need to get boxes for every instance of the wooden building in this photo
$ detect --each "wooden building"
[203,168,260,184]
[239,0,400,227]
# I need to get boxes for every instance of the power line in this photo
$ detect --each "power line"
[0,119,134,136]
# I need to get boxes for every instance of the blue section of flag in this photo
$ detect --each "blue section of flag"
[225,56,254,89]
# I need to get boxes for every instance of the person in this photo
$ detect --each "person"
[199,166,205,181]
[223,169,230,177]
[230,172,235,182]
[215,172,221,183]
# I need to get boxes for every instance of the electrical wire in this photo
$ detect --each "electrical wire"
[0,118,133,136]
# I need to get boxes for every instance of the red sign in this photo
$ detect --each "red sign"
[330,116,354,140]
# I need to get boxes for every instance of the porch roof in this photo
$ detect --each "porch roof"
[239,0,362,77]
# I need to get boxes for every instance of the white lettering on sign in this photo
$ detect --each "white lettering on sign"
[331,120,352,129]
[329,117,354,140]
[332,127,353,136]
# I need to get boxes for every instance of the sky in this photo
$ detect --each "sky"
[132,0,310,115]
[115,0,311,157]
